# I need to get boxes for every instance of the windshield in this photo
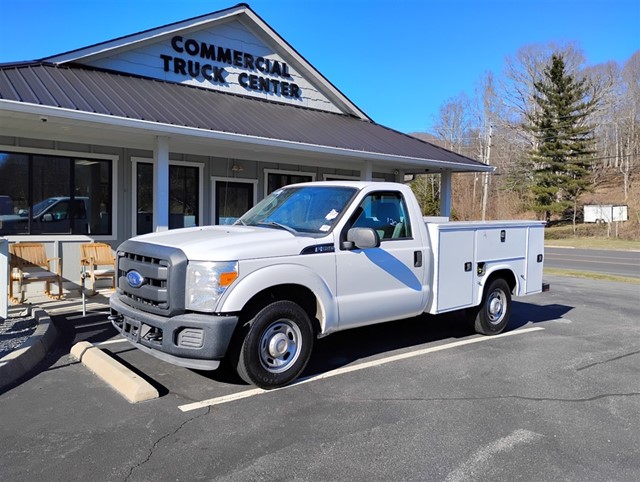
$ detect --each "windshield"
[237,185,356,235]
[32,198,59,217]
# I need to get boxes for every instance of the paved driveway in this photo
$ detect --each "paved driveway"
[1,275,639,481]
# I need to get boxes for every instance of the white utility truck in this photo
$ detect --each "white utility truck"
[109,181,546,389]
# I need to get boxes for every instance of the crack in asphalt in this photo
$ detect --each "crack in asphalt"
[576,349,640,371]
[123,406,211,482]
[322,392,640,404]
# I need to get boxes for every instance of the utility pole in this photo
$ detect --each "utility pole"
[481,124,492,221]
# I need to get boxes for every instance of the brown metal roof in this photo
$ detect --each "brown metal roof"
[0,63,488,171]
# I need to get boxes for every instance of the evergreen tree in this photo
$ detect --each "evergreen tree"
[525,53,597,225]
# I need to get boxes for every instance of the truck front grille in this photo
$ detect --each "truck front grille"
[115,240,188,317]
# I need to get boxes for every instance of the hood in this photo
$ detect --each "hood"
[130,225,323,261]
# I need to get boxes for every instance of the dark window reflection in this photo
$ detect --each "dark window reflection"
[0,151,112,236]
[169,165,199,229]
[135,163,201,233]
[267,172,313,195]
[216,181,253,225]
[136,162,153,235]
[75,159,112,235]
[0,153,28,235]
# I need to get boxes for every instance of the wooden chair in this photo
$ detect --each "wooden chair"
[9,242,63,304]
[80,242,116,292]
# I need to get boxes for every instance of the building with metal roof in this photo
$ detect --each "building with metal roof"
[0,3,491,288]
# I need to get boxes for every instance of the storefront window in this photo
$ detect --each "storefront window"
[136,162,154,235]
[267,172,313,194]
[31,155,72,234]
[215,181,254,225]
[169,165,199,229]
[0,153,28,235]
[75,159,112,235]
[135,162,200,233]
[0,151,112,236]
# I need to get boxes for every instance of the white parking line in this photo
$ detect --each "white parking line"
[178,326,545,412]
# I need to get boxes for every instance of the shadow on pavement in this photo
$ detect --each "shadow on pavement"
[198,299,574,386]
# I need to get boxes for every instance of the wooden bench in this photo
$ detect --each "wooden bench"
[80,242,116,292]
[9,242,63,304]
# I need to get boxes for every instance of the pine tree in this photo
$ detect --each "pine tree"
[525,53,597,226]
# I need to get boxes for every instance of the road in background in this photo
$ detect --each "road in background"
[545,247,640,278]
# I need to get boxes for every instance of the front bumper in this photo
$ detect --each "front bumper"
[109,294,238,371]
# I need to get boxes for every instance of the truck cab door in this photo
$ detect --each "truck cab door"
[335,191,426,329]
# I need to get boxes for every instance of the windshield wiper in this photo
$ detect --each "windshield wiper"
[256,221,298,235]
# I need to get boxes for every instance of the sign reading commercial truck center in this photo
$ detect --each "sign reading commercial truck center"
[161,35,302,99]
[81,17,338,112]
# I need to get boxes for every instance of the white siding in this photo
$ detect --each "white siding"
[83,19,340,113]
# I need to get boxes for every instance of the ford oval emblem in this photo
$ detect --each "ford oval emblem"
[127,270,145,288]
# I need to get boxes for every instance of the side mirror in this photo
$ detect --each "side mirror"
[42,213,53,222]
[343,227,380,250]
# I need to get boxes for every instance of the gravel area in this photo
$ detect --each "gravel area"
[0,315,37,359]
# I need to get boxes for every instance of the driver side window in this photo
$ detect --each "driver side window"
[351,192,412,240]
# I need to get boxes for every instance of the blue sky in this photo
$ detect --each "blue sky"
[0,0,638,133]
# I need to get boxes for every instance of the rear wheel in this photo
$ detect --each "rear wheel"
[234,300,314,389]
[473,278,511,335]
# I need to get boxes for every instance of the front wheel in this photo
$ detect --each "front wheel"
[473,278,511,335]
[233,300,314,389]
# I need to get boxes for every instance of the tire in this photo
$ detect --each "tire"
[234,300,314,389]
[474,278,511,335]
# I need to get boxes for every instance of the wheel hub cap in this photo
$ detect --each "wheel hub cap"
[489,297,503,316]
[259,320,302,373]
[268,333,289,358]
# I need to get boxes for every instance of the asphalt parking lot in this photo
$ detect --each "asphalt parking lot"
[1,274,639,481]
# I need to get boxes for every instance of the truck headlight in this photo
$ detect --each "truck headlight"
[185,261,238,312]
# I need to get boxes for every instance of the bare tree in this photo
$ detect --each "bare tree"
[501,42,586,124]
[584,52,639,201]
[618,52,640,200]
[432,93,472,152]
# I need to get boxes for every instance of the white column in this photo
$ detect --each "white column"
[360,160,373,181]
[1,238,7,320]
[440,171,452,218]
[154,136,170,232]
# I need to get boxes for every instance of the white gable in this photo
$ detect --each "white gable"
[44,5,367,118]
[79,18,340,113]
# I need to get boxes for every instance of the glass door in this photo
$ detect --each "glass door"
[215,180,254,225]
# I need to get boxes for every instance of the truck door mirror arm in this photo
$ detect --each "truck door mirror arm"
[342,227,381,250]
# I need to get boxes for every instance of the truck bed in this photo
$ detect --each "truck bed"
[425,220,545,314]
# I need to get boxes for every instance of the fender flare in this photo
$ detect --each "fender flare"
[475,264,521,305]
[217,263,338,334]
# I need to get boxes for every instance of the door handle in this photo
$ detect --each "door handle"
[414,251,422,268]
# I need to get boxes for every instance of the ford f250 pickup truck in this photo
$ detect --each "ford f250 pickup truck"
[109,181,546,389]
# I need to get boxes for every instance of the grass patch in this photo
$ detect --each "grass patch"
[545,237,640,250]
[545,222,640,250]
[544,267,640,284]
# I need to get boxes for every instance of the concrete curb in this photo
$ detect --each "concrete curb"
[70,341,159,403]
[0,309,58,390]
